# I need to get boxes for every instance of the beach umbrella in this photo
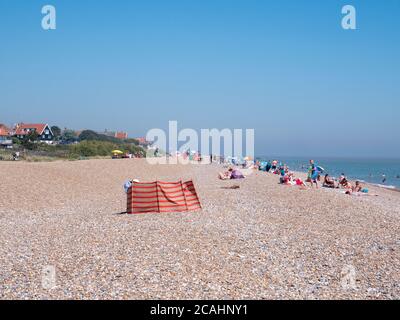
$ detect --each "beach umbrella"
[112,150,123,154]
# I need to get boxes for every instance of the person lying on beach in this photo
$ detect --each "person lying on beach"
[323,174,336,188]
[218,168,233,180]
[295,178,307,187]
[294,178,308,190]
[345,190,378,197]
[218,168,245,180]
[230,168,245,179]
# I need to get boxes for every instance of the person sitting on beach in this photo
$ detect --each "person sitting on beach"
[339,177,352,189]
[259,161,268,172]
[353,181,363,192]
[282,172,296,185]
[323,174,336,188]
[352,181,371,193]
[265,160,272,172]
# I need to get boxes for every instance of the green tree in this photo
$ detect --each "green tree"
[79,130,120,143]
[51,126,61,139]
[78,130,100,141]
[124,138,140,145]
[61,129,78,142]
[21,131,39,150]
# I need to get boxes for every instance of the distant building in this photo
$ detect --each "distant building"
[0,124,10,137]
[115,132,128,140]
[135,137,151,146]
[14,123,54,141]
[0,124,13,148]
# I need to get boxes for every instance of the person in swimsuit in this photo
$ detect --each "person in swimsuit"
[339,177,352,189]
[353,181,363,192]
[323,174,336,188]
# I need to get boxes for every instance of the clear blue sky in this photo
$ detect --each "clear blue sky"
[1,0,399,157]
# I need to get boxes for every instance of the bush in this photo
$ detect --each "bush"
[69,140,117,157]
[6,134,146,160]
[78,130,121,143]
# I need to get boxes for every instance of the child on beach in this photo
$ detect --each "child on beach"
[295,178,307,189]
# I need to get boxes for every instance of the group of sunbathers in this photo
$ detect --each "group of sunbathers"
[256,160,308,188]
[324,174,378,196]
[256,159,379,196]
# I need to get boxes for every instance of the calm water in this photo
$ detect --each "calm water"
[256,156,400,189]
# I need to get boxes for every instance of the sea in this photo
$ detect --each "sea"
[256,156,400,190]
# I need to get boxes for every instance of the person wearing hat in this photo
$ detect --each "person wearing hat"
[124,179,140,193]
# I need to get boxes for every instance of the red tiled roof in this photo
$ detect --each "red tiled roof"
[15,123,48,136]
[0,124,10,136]
[135,137,149,144]
[115,132,128,140]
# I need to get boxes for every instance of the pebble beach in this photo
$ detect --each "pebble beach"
[1,158,400,299]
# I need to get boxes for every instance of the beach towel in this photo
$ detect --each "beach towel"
[127,180,202,214]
